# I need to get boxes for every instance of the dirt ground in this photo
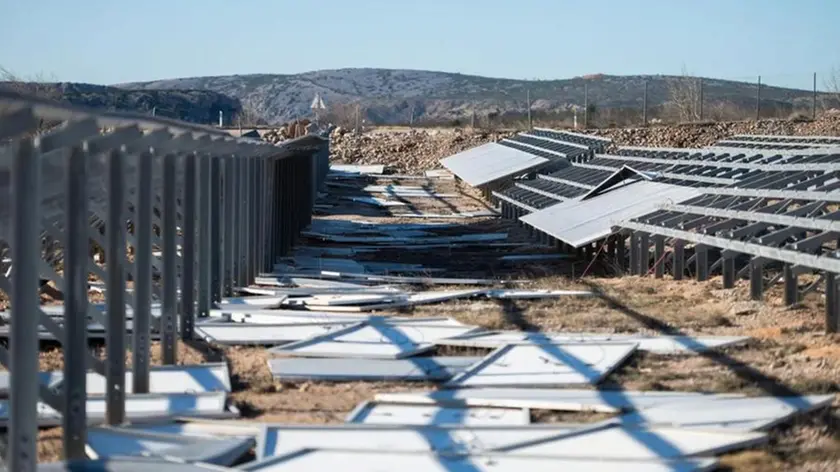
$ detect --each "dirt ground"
[3,173,840,470]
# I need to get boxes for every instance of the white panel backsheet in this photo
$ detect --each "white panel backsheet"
[440,142,550,187]
[374,388,745,413]
[252,423,762,462]
[268,322,476,359]
[437,330,749,355]
[0,392,229,427]
[268,356,480,381]
[520,181,702,247]
[241,449,718,472]
[346,401,529,426]
[445,343,637,387]
[619,395,835,431]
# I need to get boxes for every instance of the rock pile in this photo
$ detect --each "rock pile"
[260,119,314,144]
[329,128,513,174]
[589,113,840,149]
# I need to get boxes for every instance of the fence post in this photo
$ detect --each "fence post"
[756,75,761,121]
[526,89,532,130]
[583,83,589,129]
[642,80,648,127]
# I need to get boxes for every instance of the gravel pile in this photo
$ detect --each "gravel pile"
[329,127,513,174]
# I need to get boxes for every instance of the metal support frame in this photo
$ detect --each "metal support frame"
[0,92,328,470]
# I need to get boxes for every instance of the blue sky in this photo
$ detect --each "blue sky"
[1,0,838,89]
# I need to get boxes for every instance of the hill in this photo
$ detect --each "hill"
[118,68,829,125]
[0,82,240,124]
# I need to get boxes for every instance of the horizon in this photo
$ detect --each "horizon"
[111,69,824,93]
[1,0,839,90]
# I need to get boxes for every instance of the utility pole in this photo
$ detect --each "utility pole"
[526,89,532,130]
[755,76,761,121]
[813,72,818,120]
[642,80,648,127]
[583,83,589,129]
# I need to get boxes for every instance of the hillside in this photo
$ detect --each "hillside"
[0,82,240,124]
[118,69,829,125]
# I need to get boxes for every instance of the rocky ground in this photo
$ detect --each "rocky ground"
[321,112,840,173]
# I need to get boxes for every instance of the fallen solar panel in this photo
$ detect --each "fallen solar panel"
[445,342,638,388]
[345,400,531,426]
[0,391,233,427]
[437,330,750,355]
[85,427,254,466]
[249,422,761,463]
[240,448,719,472]
[267,356,481,382]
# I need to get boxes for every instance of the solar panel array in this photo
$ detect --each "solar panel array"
[487,133,840,331]
[440,128,612,194]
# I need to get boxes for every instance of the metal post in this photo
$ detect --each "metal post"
[755,75,761,121]
[224,156,236,296]
[813,72,818,120]
[526,89,532,130]
[161,153,178,364]
[628,232,638,276]
[722,255,736,289]
[638,232,650,275]
[642,80,648,127]
[236,157,246,286]
[653,236,665,279]
[197,154,212,318]
[750,258,764,301]
[695,244,708,282]
[248,158,257,282]
[616,234,626,273]
[10,138,40,472]
[181,153,197,340]
[210,156,222,302]
[826,272,838,333]
[105,148,127,425]
[673,240,684,280]
[783,264,798,306]
[63,146,88,458]
[133,150,153,394]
